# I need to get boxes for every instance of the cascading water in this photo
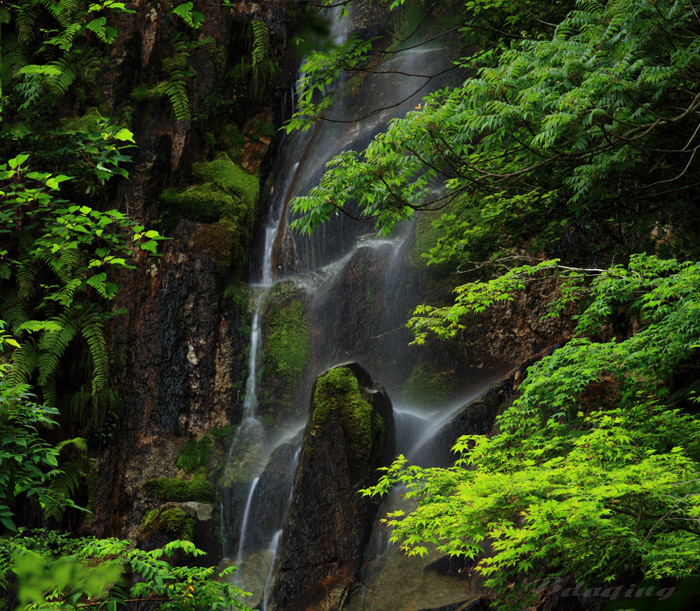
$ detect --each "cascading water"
[217,4,502,608]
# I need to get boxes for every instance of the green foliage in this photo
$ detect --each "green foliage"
[231,20,277,104]
[264,298,310,382]
[0,372,64,532]
[177,438,212,473]
[0,531,252,610]
[294,1,700,607]
[0,155,165,416]
[172,2,204,30]
[364,255,700,609]
[143,473,216,503]
[0,0,128,117]
[290,0,700,261]
[312,367,385,468]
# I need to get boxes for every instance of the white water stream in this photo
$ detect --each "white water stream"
[218,5,472,606]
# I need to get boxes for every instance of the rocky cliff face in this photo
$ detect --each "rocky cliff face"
[271,363,395,611]
[89,0,299,540]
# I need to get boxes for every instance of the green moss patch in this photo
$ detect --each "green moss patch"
[311,367,385,467]
[191,216,246,273]
[61,107,104,132]
[159,154,259,276]
[177,437,212,473]
[141,506,194,542]
[143,472,216,503]
[401,363,456,408]
[210,425,235,438]
[192,154,259,209]
[264,298,310,382]
[161,183,237,224]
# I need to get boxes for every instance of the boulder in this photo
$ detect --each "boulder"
[271,363,395,610]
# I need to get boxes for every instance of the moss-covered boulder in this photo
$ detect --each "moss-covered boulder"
[271,363,395,611]
[139,503,195,550]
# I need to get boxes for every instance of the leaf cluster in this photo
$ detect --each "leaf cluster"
[365,254,700,609]
[0,532,252,611]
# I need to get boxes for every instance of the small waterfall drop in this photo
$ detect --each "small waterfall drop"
[236,476,260,565]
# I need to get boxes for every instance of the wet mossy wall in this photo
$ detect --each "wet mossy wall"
[310,367,385,469]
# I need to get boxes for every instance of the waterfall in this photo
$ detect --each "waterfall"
[262,530,282,611]
[217,3,470,605]
[236,476,260,565]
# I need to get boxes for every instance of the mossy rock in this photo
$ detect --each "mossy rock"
[177,437,212,473]
[141,505,194,542]
[190,216,245,273]
[192,154,259,209]
[310,367,385,468]
[401,363,456,408]
[60,107,104,132]
[160,183,238,224]
[143,472,216,503]
[264,297,310,383]
[130,82,168,102]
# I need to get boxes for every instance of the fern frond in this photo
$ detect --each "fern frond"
[251,20,271,67]
[85,16,113,44]
[56,437,88,453]
[68,383,118,434]
[16,5,38,44]
[80,309,108,394]
[36,252,71,286]
[41,374,58,406]
[164,78,190,121]
[37,314,77,386]
[46,22,81,51]
[8,340,38,386]
[38,0,73,29]
[172,1,203,29]
[50,278,82,308]
[58,245,82,276]
[46,435,95,522]
[47,56,77,95]
[2,33,29,77]
[0,292,30,332]
[16,258,38,300]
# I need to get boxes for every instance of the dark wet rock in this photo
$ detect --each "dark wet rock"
[180,501,213,521]
[219,440,299,560]
[92,230,250,540]
[247,441,299,550]
[411,344,565,467]
[424,555,475,580]
[271,363,395,611]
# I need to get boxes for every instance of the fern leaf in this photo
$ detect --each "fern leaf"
[41,375,58,406]
[2,34,28,77]
[16,258,38,300]
[8,341,38,386]
[251,20,271,67]
[172,1,203,29]
[16,5,38,44]
[80,311,108,394]
[37,315,77,386]
[164,78,190,121]
[0,293,30,332]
